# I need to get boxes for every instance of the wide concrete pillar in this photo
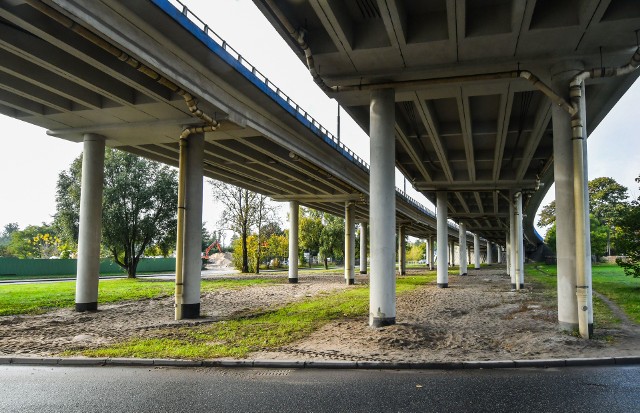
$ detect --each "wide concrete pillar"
[398,225,406,275]
[515,192,525,290]
[436,191,448,288]
[473,234,481,269]
[459,223,467,276]
[75,134,105,312]
[181,133,204,319]
[508,198,516,289]
[487,242,493,265]
[551,69,579,330]
[428,236,434,270]
[288,200,299,283]
[360,222,367,274]
[345,202,355,284]
[369,88,396,327]
[497,245,502,264]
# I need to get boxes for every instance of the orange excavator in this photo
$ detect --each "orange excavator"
[203,240,222,259]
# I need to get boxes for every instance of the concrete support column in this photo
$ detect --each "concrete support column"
[288,201,299,283]
[449,241,455,267]
[473,234,481,269]
[398,225,406,275]
[487,241,493,265]
[75,134,105,312]
[360,222,367,274]
[428,236,434,270]
[181,133,204,319]
[573,81,593,338]
[515,192,525,290]
[508,198,516,288]
[436,191,448,288]
[459,223,467,276]
[551,70,579,330]
[345,202,355,284]
[369,88,396,327]
[497,245,502,264]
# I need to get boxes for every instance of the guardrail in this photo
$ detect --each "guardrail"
[158,0,442,223]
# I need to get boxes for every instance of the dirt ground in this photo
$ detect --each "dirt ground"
[1,266,639,361]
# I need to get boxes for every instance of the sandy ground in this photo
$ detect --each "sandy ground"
[1,266,638,361]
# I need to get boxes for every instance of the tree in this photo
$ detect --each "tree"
[55,149,178,278]
[407,240,426,262]
[589,177,629,255]
[298,207,323,267]
[6,223,64,259]
[0,222,19,257]
[537,200,556,228]
[318,212,344,269]
[211,182,259,273]
[615,174,640,277]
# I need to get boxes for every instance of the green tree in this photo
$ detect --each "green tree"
[537,200,556,228]
[589,177,629,255]
[299,207,323,267]
[55,149,178,278]
[615,174,640,277]
[407,240,426,262]
[318,212,344,269]
[0,223,19,257]
[7,223,63,259]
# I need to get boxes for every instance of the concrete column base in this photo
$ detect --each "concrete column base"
[360,270,367,275]
[181,303,200,319]
[371,317,395,327]
[75,302,98,312]
[347,279,355,285]
[437,283,449,288]
[460,273,467,276]
[288,278,298,284]
[511,283,525,290]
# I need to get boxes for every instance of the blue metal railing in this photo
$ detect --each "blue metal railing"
[154,0,441,223]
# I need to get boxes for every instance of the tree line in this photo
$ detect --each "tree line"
[537,175,640,276]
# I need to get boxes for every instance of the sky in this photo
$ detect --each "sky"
[0,0,638,240]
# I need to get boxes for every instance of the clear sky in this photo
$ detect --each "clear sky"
[0,0,638,239]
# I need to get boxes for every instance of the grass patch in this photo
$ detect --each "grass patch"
[75,274,435,359]
[0,277,279,316]
[526,263,640,325]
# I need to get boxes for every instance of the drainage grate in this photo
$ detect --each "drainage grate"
[252,369,292,377]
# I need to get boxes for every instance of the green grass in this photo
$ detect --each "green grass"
[0,278,279,316]
[75,274,436,359]
[526,263,640,325]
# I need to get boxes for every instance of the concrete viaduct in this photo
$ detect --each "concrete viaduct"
[1,0,639,338]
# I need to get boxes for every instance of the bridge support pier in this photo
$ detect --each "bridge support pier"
[459,223,467,276]
[428,236,434,270]
[487,241,493,265]
[436,191,448,288]
[514,192,524,290]
[288,200,299,284]
[369,88,396,327]
[398,225,406,275]
[179,132,204,319]
[497,245,502,264]
[473,234,481,269]
[508,197,516,289]
[75,133,105,312]
[359,222,367,274]
[345,202,355,284]
[551,71,580,330]
[449,241,455,267]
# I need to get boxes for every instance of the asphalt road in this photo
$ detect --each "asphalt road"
[1,365,639,412]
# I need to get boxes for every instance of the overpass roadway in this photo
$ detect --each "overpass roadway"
[0,0,473,244]
[253,0,640,248]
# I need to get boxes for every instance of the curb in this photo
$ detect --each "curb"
[2,356,640,370]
